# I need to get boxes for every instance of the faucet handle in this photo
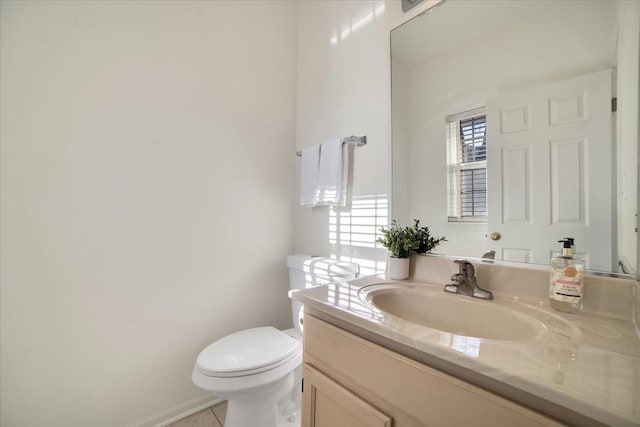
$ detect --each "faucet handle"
[454,259,475,278]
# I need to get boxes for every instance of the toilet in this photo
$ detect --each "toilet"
[192,255,359,427]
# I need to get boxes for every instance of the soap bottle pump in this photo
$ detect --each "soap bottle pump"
[564,237,575,252]
[549,238,584,313]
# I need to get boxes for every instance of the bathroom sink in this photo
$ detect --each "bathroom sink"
[359,284,545,341]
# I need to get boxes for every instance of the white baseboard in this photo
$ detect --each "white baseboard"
[127,394,223,427]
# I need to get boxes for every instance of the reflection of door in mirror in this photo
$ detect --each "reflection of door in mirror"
[391,0,639,274]
[486,70,611,271]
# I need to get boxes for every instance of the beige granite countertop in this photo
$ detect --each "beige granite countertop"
[291,274,640,426]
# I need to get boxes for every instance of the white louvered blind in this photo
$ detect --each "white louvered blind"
[446,108,487,222]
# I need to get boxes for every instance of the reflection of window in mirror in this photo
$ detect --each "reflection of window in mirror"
[446,107,487,223]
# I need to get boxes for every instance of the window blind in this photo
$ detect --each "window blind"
[446,108,487,222]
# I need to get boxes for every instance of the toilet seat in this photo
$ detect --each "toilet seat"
[196,327,301,378]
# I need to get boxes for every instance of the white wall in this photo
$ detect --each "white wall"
[294,0,440,275]
[0,1,297,426]
[391,57,411,227]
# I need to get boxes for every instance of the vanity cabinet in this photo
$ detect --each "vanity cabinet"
[301,314,562,427]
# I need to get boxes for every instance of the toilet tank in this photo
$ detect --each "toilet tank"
[287,255,359,334]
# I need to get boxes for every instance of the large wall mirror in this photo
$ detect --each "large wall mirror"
[391,0,639,276]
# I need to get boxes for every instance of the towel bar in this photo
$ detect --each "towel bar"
[296,135,366,157]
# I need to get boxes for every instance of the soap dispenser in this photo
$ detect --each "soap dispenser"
[549,238,584,313]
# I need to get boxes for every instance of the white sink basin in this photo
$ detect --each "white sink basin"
[359,283,545,341]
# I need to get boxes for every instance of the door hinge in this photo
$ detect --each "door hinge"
[612,97,617,112]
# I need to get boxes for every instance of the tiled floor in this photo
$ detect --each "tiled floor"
[170,401,227,427]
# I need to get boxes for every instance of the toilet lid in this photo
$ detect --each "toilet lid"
[196,327,301,378]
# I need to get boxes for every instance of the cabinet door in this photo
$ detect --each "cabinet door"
[302,363,392,427]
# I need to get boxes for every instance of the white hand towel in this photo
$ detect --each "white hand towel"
[300,144,320,206]
[338,142,350,207]
[317,139,347,206]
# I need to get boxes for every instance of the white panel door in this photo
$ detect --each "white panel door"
[486,70,612,270]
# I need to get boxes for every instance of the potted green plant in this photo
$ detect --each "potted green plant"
[377,219,446,280]
[411,219,446,255]
[377,220,418,279]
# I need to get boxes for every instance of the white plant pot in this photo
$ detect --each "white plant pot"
[387,256,410,280]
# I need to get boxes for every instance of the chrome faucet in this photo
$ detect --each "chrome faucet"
[482,250,496,260]
[444,259,493,300]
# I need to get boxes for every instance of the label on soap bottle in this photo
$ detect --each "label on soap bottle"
[550,268,583,302]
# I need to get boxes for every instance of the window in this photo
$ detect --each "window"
[329,194,388,276]
[446,107,487,222]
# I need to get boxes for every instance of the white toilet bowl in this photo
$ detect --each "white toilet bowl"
[192,327,302,427]
[192,255,359,427]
